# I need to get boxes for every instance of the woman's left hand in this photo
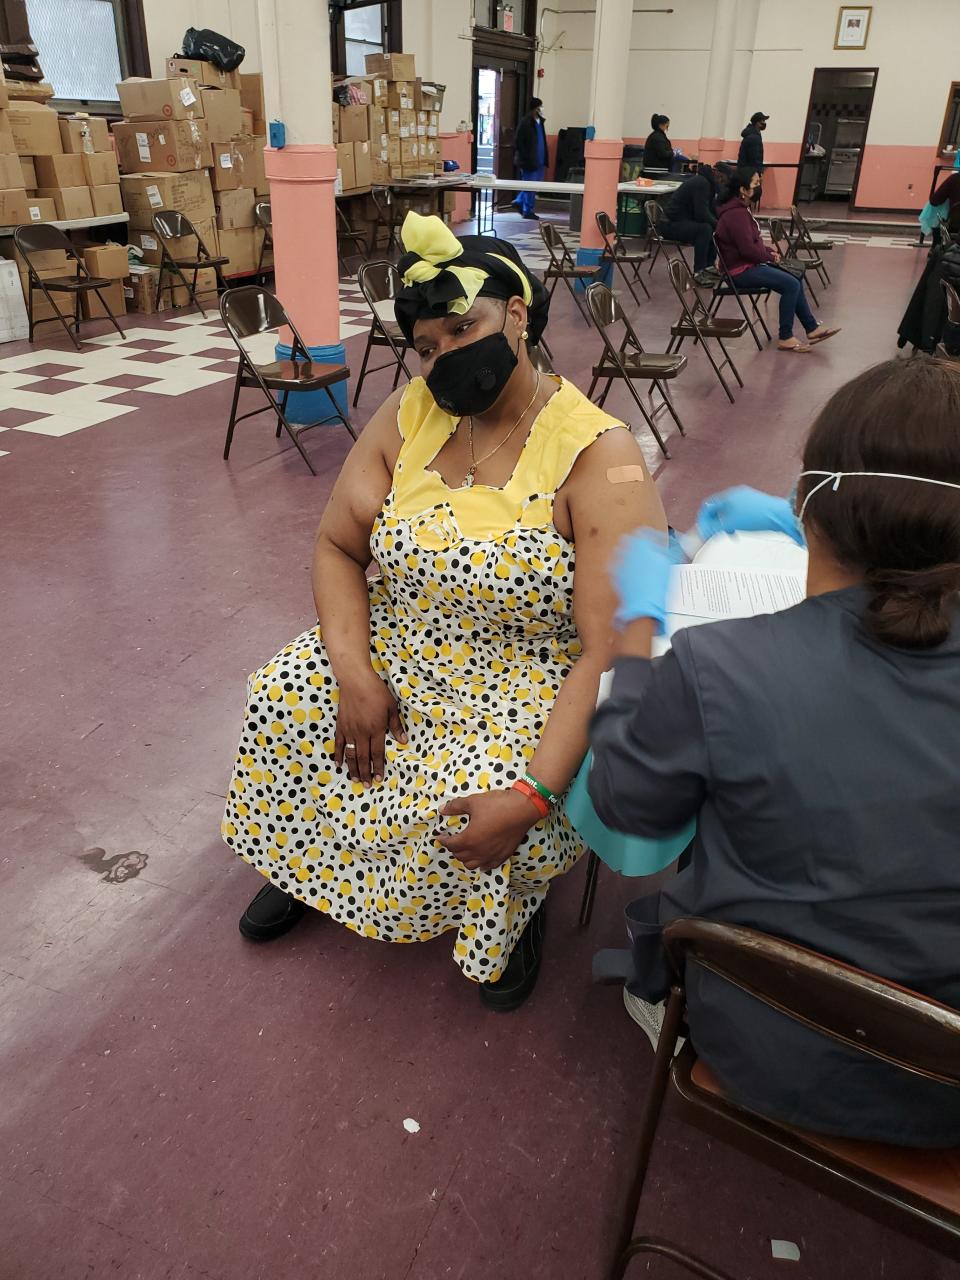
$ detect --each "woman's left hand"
[436,789,540,872]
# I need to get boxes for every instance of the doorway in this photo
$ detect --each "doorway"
[796,67,878,212]
[471,54,528,180]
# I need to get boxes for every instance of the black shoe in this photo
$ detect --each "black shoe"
[479,905,544,1011]
[239,882,308,941]
[526,211,540,220]
[694,269,720,286]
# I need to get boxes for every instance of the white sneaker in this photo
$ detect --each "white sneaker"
[622,987,686,1053]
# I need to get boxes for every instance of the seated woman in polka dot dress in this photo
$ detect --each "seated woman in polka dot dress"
[223,213,666,1010]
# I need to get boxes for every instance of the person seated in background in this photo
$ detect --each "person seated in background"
[222,212,665,1012]
[930,165,960,235]
[588,356,960,1147]
[642,114,673,171]
[658,162,721,286]
[716,166,839,353]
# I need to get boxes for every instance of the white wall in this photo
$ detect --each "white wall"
[143,0,261,77]
[538,0,716,141]
[402,0,473,132]
[536,0,960,153]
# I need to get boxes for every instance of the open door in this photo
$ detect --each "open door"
[796,67,878,211]
[496,69,519,178]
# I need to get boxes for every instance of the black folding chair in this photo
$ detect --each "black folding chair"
[644,200,694,277]
[336,204,369,277]
[790,203,834,281]
[595,209,651,305]
[527,343,556,376]
[152,211,229,317]
[254,200,274,281]
[13,223,124,350]
[540,221,601,325]
[220,286,355,476]
[369,187,402,258]
[708,237,772,351]
[768,218,821,306]
[665,258,746,404]
[585,281,687,458]
[353,260,412,406]
[611,919,960,1280]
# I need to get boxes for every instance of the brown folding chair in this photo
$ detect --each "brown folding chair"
[254,200,274,280]
[353,260,412,406]
[644,200,694,277]
[611,918,960,1280]
[595,209,651,306]
[527,343,556,376]
[790,203,835,278]
[783,208,829,289]
[219,285,355,475]
[708,236,772,351]
[369,187,402,258]
[539,221,602,325]
[152,210,229,317]
[768,218,821,306]
[665,258,746,404]
[336,204,370,277]
[13,223,124,350]
[584,281,687,458]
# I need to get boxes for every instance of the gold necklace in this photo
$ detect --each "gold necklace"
[463,371,541,488]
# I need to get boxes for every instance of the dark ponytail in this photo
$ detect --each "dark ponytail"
[651,113,669,131]
[799,358,960,650]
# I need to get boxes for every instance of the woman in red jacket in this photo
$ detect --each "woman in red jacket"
[715,167,840,353]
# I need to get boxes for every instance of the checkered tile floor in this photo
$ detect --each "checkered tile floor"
[0,285,377,455]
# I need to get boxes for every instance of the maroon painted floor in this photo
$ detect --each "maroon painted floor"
[2,226,956,1280]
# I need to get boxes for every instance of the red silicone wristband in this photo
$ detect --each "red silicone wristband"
[512,779,550,819]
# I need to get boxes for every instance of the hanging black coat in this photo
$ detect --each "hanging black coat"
[897,240,960,353]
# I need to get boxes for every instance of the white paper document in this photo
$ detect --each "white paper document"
[667,566,806,624]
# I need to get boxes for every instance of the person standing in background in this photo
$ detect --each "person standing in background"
[643,114,674,171]
[513,98,549,220]
[738,111,768,207]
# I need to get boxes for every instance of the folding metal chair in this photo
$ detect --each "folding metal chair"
[254,200,274,280]
[790,203,835,262]
[938,279,960,359]
[708,236,772,351]
[611,918,960,1280]
[585,281,687,458]
[665,258,746,404]
[152,210,229,317]
[13,223,124,350]
[783,208,829,289]
[540,221,606,324]
[644,200,694,277]
[220,285,355,475]
[353,260,412,406]
[369,187,402,258]
[527,343,556,377]
[595,209,651,305]
[768,218,821,306]
[336,204,370,277]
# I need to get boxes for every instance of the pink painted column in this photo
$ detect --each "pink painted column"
[581,137,624,251]
[264,143,340,347]
[439,131,473,225]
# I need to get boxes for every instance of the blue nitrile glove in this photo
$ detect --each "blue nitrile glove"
[612,529,681,633]
[696,485,806,546]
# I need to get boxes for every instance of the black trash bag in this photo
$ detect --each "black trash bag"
[181,27,245,72]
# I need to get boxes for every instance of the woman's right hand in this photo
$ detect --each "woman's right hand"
[334,672,407,785]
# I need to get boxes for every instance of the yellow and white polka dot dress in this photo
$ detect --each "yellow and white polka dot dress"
[222,376,623,982]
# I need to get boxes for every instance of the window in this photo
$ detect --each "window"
[344,4,385,78]
[939,83,960,155]
[25,0,126,106]
[330,0,401,78]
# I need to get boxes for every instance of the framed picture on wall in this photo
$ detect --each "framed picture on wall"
[835,6,872,49]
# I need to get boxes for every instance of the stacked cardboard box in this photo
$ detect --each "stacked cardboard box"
[0,101,122,227]
[362,54,444,181]
[113,71,270,288]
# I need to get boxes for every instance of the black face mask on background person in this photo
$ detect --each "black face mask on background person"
[426,318,519,417]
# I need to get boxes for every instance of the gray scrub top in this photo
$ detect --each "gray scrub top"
[589,586,960,1146]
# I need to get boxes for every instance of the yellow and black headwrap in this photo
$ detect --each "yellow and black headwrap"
[394,211,550,346]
